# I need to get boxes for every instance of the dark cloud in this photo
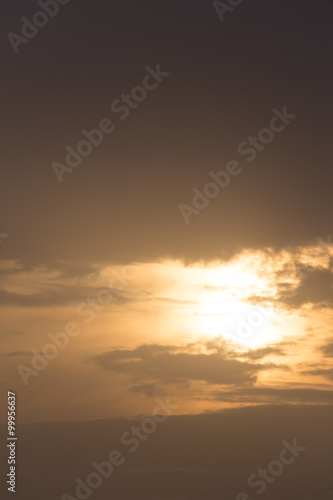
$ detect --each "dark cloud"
[205,339,289,362]
[0,260,134,308]
[0,261,99,279]
[243,346,285,360]
[92,344,272,385]
[302,368,333,382]
[277,268,333,308]
[210,387,333,405]
[51,261,100,279]
[0,284,129,307]
[320,342,333,358]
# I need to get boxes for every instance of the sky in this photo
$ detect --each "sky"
[1,0,333,499]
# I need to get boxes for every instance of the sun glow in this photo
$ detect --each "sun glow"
[100,245,333,350]
[195,283,277,348]
[112,256,281,349]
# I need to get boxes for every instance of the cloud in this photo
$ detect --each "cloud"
[2,351,32,358]
[0,260,99,279]
[277,268,333,308]
[92,344,271,385]
[302,368,333,382]
[243,346,285,360]
[0,284,129,308]
[128,383,164,397]
[320,341,333,357]
[210,387,333,404]
[51,261,99,279]
[0,260,134,307]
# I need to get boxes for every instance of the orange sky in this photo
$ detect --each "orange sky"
[2,241,333,422]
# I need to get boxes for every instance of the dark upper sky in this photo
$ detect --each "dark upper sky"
[1,0,333,265]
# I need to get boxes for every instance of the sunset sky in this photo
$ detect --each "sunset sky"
[1,1,333,499]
